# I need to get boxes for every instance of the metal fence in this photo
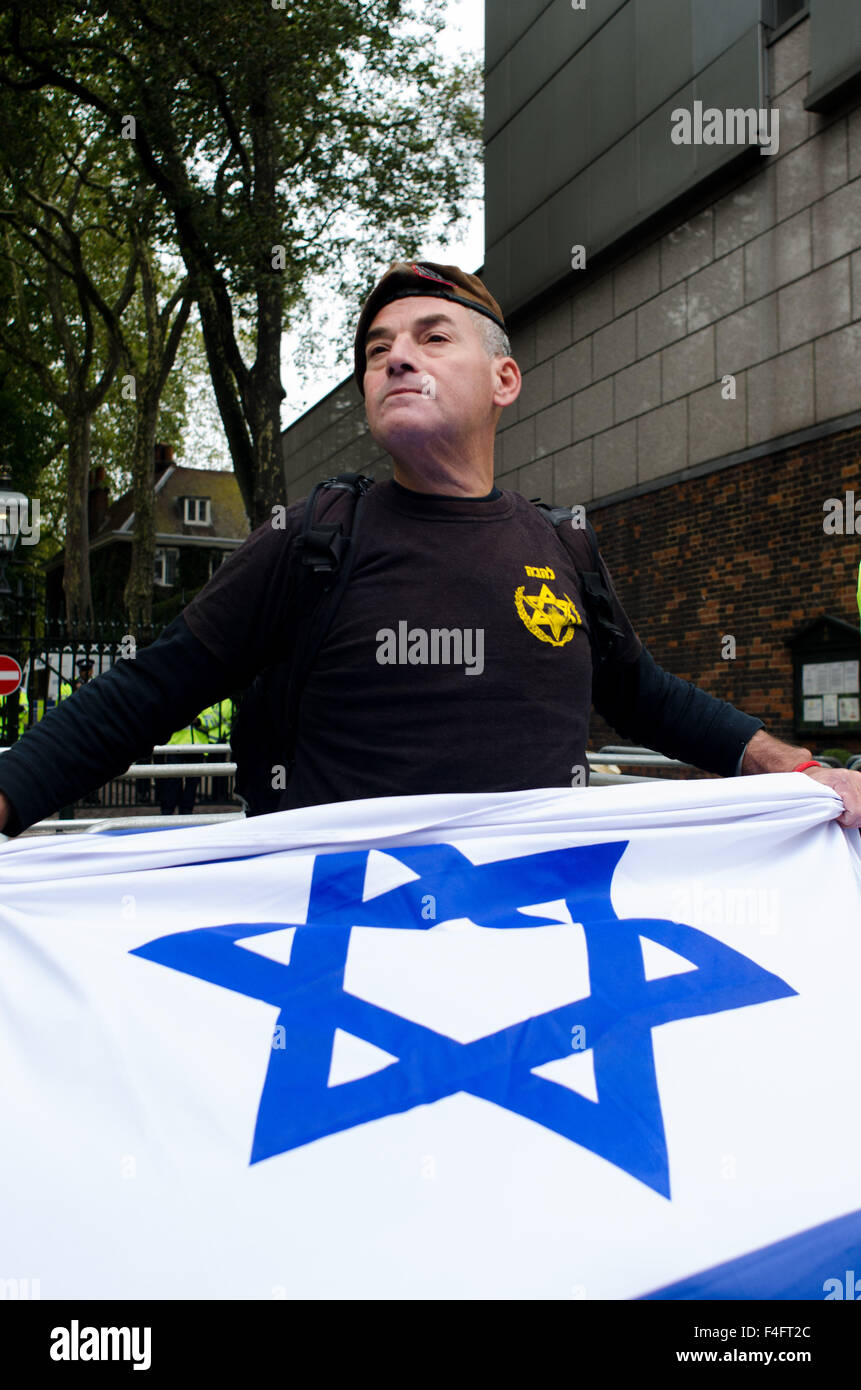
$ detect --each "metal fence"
[0,743,242,835]
[0,599,149,747]
[0,742,701,838]
[587,746,697,784]
[0,597,237,821]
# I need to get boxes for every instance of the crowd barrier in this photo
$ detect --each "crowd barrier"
[0,745,699,835]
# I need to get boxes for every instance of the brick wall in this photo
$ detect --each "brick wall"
[587,423,861,758]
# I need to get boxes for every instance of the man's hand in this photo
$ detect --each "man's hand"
[742,729,861,828]
[793,765,861,828]
[0,790,10,834]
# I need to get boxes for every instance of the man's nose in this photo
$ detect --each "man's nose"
[386,335,418,375]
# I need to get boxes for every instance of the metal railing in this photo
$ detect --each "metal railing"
[125,743,237,778]
[0,743,244,835]
[587,746,697,784]
[1,743,696,838]
[4,740,856,838]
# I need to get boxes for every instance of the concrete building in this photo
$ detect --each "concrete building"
[282,2,861,757]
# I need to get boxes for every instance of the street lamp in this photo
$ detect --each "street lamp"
[0,466,30,596]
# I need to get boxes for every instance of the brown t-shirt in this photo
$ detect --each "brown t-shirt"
[183,479,641,808]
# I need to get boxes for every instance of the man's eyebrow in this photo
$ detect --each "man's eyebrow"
[365,312,460,345]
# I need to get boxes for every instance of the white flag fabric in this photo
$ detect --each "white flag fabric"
[1,775,860,1301]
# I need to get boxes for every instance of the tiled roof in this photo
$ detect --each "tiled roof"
[94,466,250,543]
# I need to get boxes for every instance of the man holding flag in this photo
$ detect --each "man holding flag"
[2,263,861,1307]
[0,260,859,834]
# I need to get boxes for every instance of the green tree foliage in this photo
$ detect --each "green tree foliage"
[0,89,140,623]
[0,0,482,526]
[0,82,196,626]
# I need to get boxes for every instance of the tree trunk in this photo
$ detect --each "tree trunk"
[62,410,93,628]
[189,200,286,527]
[195,279,257,522]
[248,269,287,526]
[123,388,159,630]
[248,373,286,528]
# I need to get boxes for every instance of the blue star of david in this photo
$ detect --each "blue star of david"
[131,840,795,1197]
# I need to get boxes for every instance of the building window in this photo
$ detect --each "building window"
[154,547,180,587]
[183,496,211,526]
[764,1,807,30]
[208,550,224,578]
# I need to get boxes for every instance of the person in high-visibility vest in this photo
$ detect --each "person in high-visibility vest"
[198,697,234,745]
[156,706,214,815]
[0,688,28,742]
[199,697,234,803]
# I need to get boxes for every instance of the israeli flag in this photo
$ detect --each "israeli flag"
[1,776,860,1300]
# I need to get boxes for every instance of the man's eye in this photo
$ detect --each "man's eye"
[368,344,388,357]
[427,334,448,342]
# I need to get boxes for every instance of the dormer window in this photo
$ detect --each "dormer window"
[183,496,211,526]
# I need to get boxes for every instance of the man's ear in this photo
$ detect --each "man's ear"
[492,356,521,410]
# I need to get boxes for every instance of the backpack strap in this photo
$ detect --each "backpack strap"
[297,473,373,575]
[230,473,374,816]
[282,473,375,772]
[532,502,626,671]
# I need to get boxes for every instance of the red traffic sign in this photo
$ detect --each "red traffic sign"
[0,655,23,696]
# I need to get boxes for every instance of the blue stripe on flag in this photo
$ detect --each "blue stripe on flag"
[640,1207,861,1300]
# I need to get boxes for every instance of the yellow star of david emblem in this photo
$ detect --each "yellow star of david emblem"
[514,582,582,646]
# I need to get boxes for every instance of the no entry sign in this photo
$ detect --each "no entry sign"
[0,655,23,696]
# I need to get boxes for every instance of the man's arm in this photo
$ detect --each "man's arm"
[0,614,235,836]
[0,509,304,837]
[593,646,861,828]
[592,645,764,777]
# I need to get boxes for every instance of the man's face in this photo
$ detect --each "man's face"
[362,296,506,455]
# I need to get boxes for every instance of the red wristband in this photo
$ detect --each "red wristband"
[793,760,823,773]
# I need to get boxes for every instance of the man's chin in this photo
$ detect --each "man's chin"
[368,414,444,455]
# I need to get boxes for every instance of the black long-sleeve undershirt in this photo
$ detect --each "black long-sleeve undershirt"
[593,645,763,778]
[0,614,764,837]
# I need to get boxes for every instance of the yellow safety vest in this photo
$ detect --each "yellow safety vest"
[167,714,211,747]
[167,698,233,749]
[0,688,28,739]
[198,698,234,743]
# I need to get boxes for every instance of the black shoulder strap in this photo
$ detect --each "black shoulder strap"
[532,502,626,669]
[282,473,375,769]
[230,473,374,817]
[296,473,373,576]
